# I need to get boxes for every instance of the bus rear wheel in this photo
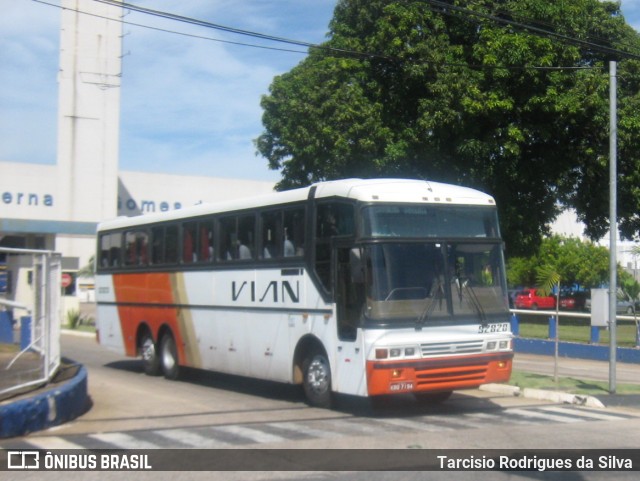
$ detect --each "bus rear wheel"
[160,333,180,380]
[302,350,332,409]
[140,332,161,376]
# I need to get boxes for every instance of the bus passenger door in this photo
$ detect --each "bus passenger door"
[333,246,367,396]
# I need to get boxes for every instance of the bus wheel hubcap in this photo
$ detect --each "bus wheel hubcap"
[308,356,329,393]
[142,338,155,361]
[163,340,175,370]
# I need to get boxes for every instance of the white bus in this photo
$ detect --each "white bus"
[96,178,512,407]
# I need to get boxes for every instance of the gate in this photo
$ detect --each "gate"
[0,248,62,399]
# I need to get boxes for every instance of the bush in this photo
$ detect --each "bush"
[66,309,83,329]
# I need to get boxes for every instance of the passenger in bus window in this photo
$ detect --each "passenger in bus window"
[284,228,295,257]
[263,228,277,258]
[239,240,252,259]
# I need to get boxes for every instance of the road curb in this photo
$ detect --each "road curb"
[0,363,89,438]
[480,383,605,408]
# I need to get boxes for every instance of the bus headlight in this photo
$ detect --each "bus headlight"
[374,346,419,360]
[375,348,388,359]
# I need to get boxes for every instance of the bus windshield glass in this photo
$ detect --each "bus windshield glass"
[362,205,500,238]
[362,242,508,325]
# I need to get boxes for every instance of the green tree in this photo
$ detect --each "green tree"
[256,0,640,256]
[506,235,609,288]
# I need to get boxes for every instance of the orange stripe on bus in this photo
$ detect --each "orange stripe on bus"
[112,273,184,362]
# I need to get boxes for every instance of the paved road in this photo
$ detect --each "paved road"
[3,400,638,451]
[3,333,640,480]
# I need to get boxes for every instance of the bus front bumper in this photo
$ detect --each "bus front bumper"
[366,352,513,396]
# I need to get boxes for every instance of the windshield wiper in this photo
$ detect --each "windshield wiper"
[416,281,444,331]
[456,277,487,325]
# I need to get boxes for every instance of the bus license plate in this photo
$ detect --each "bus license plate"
[389,381,414,392]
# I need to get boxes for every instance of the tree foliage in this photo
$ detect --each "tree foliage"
[256,0,640,256]
[507,235,612,288]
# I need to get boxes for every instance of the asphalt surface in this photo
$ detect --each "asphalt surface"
[1,331,639,438]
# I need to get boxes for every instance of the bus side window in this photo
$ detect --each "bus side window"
[219,217,237,261]
[183,222,197,263]
[199,220,214,262]
[261,211,281,259]
[151,227,164,264]
[315,203,354,292]
[237,215,255,260]
[284,208,305,257]
[165,225,179,264]
[99,232,121,268]
[336,247,364,341]
[125,230,148,266]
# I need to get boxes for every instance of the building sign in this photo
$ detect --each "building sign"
[117,197,183,215]
[2,191,54,207]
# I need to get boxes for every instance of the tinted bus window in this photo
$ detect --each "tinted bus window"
[151,225,178,265]
[362,205,500,238]
[260,207,305,259]
[237,215,255,260]
[99,232,122,268]
[220,215,255,261]
[315,202,354,291]
[183,220,215,263]
[198,220,214,262]
[165,225,179,264]
[261,211,282,259]
[284,208,305,257]
[124,230,149,266]
[183,222,198,263]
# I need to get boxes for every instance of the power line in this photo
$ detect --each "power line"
[32,0,621,72]
[461,0,640,56]
[33,0,310,55]
[421,0,640,61]
[89,0,389,61]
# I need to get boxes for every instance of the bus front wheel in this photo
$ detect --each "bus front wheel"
[140,332,161,376]
[160,333,180,380]
[302,350,332,409]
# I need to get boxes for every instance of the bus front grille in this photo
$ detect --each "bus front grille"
[415,364,488,387]
[420,340,484,357]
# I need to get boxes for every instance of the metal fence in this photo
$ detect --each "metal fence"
[0,248,61,400]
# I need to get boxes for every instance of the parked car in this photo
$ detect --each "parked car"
[617,299,640,315]
[514,288,556,310]
[559,291,589,311]
[585,296,640,315]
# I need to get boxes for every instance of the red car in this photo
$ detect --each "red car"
[559,291,589,311]
[514,288,556,310]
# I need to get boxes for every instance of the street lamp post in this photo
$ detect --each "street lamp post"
[608,61,617,394]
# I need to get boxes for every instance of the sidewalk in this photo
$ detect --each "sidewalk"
[513,352,640,385]
[0,347,89,438]
[504,352,640,409]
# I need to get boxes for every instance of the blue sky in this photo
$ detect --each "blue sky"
[1,0,639,182]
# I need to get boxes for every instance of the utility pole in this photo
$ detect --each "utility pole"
[609,60,618,394]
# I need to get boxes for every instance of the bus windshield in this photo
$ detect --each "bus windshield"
[362,242,508,325]
[362,205,500,238]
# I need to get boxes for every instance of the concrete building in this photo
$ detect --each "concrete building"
[1,0,274,310]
